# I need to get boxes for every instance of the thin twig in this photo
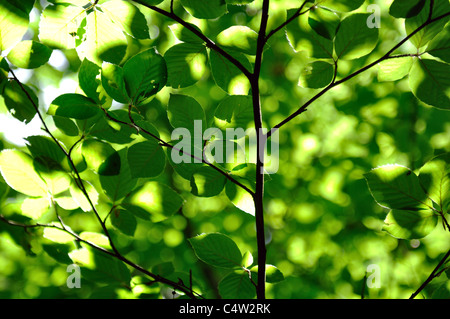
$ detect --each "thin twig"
[265,0,312,42]
[410,248,450,299]
[7,67,202,300]
[266,10,450,139]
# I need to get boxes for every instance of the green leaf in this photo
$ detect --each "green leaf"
[188,233,242,268]
[419,153,450,211]
[0,1,30,51]
[218,271,255,299]
[7,40,53,69]
[48,93,100,119]
[110,208,137,237]
[405,0,450,49]
[133,0,164,6]
[79,58,110,105]
[21,197,50,220]
[82,138,121,176]
[377,57,414,82]
[364,164,433,211]
[225,180,255,216]
[321,0,365,12]
[121,181,183,222]
[168,94,206,133]
[33,158,71,196]
[180,0,227,19]
[382,209,438,239]
[53,116,79,137]
[77,10,128,65]
[214,95,253,130]
[286,9,334,59]
[84,110,135,144]
[299,61,334,89]
[2,80,38,124]
[42,243,73,264]
[39,3,85,50]
[426,23,450,64]
[0,149,48,197]
[250,264,285,283]
[80,231,111,249]
[101,62,130,104]
[334,13,379,60]
[69,247,131,285]
[226,0,254,4]
[44,225,75,244]
[165,43,207,89]
[69,179,99,212]
[190,166,227,197]
[127,140,166,178]
[216,26,258,55]
[389,0,427,18]
[123,48,167,106]
[169,23,204,44]
[101,0,149,39]
[166,146,204,180]
[25,135,66,164]
[308,7,340,40]
[100,148,137,203]
[209,49,252,93]
[409,59,450,110]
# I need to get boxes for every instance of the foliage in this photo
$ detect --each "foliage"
[0,0,449,299]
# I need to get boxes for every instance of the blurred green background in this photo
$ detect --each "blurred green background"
[0,0,449,299]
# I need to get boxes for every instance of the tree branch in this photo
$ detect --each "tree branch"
[6,67,202,300]
[266,10,450,139]
[410,248,450,299]
[132,1,252,79]
[249,0,271,300]
[100,106,256,197]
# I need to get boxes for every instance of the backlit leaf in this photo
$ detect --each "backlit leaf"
[0,1,31,51]
[299,61,334,88]
[0,149,47,197]
[48,93,100,119]
[127,141,166,178]
[216,26,258,55]
[409,59,450,110]
[218,271,255,299]
[7,41,53,69]
[389,0,426,18]
[364,164,433,211]
[405,0,450,49]
[377,57,413,82]
[190,166,227,197]
[121,181,183,222]
[180,0,227,19]
[101,0,149,39]
[123,48,167,106]
[165,43,207,89]
[334,13,379,60]
[382,209,438,239]
[39,3,85,50]
[419,153,450,210]
[2,80,38,124]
